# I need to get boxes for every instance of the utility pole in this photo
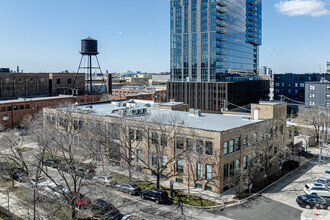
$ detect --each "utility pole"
[187,162,190,201]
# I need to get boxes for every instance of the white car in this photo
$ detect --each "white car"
[31,176,52,188]
[44,183,68,199]
[323,169,330,178]
[92,176,117,187]
[304,183,330,197]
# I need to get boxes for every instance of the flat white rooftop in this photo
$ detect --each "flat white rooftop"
[64,100,263,132]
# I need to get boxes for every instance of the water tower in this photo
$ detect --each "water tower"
[77,37,103,94]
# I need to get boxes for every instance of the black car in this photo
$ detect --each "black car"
[296,194,330,209]
[140,188,168,204]
[58,163,75,172]
[114,183,141,195]
[90,199,120,219]
[75,167,96,179]
[43,159,61,168]
[12,169,28,183]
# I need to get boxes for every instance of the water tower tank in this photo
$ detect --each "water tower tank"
[81,37,99,55]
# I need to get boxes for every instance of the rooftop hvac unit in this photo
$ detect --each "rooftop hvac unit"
[170,99,176,103]
[189,108,201,117]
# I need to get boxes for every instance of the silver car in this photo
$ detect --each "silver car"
[92,176,117,187]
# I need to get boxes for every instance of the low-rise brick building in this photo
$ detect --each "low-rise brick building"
[44,100,293,193]
[111,86,167,102]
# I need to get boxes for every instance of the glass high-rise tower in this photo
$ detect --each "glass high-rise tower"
[170,0,262,82]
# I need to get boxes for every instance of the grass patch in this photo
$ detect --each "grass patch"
[0,180,12,188]
[110,172,219,207]
[15,188,71,220]
[43,152,65,161]
[17,147,31,153]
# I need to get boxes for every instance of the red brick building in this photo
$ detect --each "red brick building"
[0,94,103,128]
[49,72,85,95]
[111,88,167,102]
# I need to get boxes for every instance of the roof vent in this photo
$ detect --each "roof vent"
[189,108,202,117]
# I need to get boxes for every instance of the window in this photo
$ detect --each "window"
[275,83,279,86]
[309,93,315,98]
[197,163,203,179]
[130,149,135,160]
[230,140,234,153]
[205,141,213,155]
[67,78,72,84]
[176,137,184,149]
[196,183,202,189]
[236,137,240,151]
[186,138,193,151]
[327,94,330,99]
[152,132,159,146]
[161,134,167,147]
[309,85,315,91]
[243,136,247,148]
[152,154,158,167]
[108,123,120,140]
[162,155,167,167]
[196,140,203,154]
[224,142,228,155]
[243,156,247,170]
[295,83,298,87]
[253,133,257,144]
[281,83,284,87]
[19,105,24,110]
[25,104,30,109]
[176,178,183,184]
[235,159,240,174]
[288,89,291,93]
[0,107,5,112]
[300,83,304,87]
[177,159,184,174]
[1,116,9,121]
[56,79,61,84]
[129,129,134,141]
[137,150,143,163]
[327,85,330,91]
[136,130,142,141]
[309,101,315,106]
[224,163,228,180]
[206,165,212,180]
[230,161,234,177]
[327,102,330,108]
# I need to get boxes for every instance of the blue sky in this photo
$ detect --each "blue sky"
[0,0,329,74]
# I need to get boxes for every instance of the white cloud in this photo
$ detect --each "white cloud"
[118,32,123,35]
[275,0,329,17]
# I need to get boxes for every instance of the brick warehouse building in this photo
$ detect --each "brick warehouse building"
[167,80,270,113]
[44,100,293,193]
[111,87,167,102]
[0,94,103,128]
[0,71,86,99]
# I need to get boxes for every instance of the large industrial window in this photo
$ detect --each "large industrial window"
[205,141,213,155]
[206,165,212,180]
[224,163,228,180]
[186,138,193,151]
[136,130,142,142]
[236,137,240,151]
[57,79,61,84]
[137,150,143,163]
[197,163,203,179]
[196,140,203,154]
[224,142,228,155]
[152,132,159,146]
[230,140,234,153]
[161,134,167,147]
[230,161,234,177]
[177,159,184,174]
[176,137,184,149]
[68,78,72,84]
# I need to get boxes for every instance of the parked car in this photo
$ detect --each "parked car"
[75,167,96,179]
[296,194,330,209]
[31,176,52,188]
[44,183,68,199]
[11,169,27,183]
[317,176,330,186]
[43,159,61,168]
[65,192,91,209]
[58,163,75,173]
[304,183,330,197]
[93,176,117,187]
[90,199,120,219]
[140,188,168,204]
[324,169,330,178]
[114,183,141,195]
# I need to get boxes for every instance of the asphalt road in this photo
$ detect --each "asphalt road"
[209,195,302,220]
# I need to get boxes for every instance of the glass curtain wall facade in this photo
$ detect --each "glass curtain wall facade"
[170,0,262,82]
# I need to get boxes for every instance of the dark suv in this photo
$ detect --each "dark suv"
[75,167,96,179]
[43,159,61,168]
[140,188,168,204]
[90,199,120,219]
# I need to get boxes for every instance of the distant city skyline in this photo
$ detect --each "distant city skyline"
[0,0,329,74]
